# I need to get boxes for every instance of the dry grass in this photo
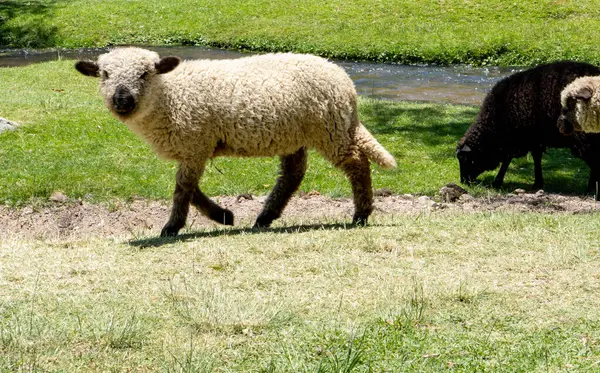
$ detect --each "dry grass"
[2,211,600,371]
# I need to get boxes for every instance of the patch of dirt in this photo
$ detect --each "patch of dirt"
[1,191,599,240]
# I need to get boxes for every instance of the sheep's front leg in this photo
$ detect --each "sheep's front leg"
[161,183,193,237]
[531,149,544,190]
[254,147,308,228]
[587,168,599,201]
[161,163,203,237]
[191,188,234,225]
[161,162,234,237]
[160,163,204,237]
[491,157,512,189]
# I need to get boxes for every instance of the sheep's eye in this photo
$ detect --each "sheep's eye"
[101,70,109,80]
[140,71,148,80]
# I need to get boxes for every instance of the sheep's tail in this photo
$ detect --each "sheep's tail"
[355,123,397,169]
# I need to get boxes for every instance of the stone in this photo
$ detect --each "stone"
[0,118,18,133]
[50,191,69,203]
[439,183,468,202]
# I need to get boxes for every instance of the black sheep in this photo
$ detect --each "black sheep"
[456,61,600,194]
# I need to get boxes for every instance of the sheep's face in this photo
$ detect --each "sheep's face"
[456,143,500,185]
[557,86,592,135]
[75,48,180,119]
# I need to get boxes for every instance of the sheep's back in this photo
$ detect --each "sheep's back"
[163,53,358,156]
[465,62,600,155]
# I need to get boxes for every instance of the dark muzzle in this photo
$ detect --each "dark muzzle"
[557,114,574,136]
[112,86,135,115]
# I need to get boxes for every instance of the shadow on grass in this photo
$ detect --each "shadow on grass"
[129,222,360,248]
[361,100,477,146]
[0,0,58,48]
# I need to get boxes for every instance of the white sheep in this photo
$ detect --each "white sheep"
[75,47,396,236]
[559,76,600,134]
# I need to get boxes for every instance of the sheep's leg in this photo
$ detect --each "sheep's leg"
[254,147,308,228]
[191,188,234,225]
[159,163,204,237]
[587,168,600,201]
[491,157,512,189]
[531,149,544,190]
[338,149,374,226]
[161,181,193,237]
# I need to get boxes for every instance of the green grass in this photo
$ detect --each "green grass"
[2,212,600,371]
[0,60,594,206]
[2,0,600,66]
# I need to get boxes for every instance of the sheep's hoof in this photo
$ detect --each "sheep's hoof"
[210,209,234,226]
[253,211,277,229]
[352,215,369,227]
[160,225,180,237]
[491,180,503,189]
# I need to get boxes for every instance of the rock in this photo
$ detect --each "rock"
[439,183,468,202]
[0,118,18,133]
[50,191,69,203]
[459,193,475,202]
[417,195,432,203]
[514,188,526,195]
[235,193,253,202]
[535,190,545,197]
[374,188,393,197]
[298,190,321,199]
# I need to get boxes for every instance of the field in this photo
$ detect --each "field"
[3,199,600,372]
[3,2,600,370]
[1,57,600,372]
[2,0,600,66]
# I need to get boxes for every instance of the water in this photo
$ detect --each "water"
[0,46,519,105]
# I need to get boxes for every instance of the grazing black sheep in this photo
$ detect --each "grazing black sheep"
[456,61,600,194]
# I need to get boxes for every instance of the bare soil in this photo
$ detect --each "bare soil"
[1,189,599,241]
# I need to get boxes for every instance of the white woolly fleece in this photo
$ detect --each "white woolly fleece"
[94,47,396,169]
[561,76,600,133]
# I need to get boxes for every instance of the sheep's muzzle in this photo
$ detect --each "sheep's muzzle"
[112,85,136,115]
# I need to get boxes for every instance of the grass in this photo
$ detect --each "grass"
[0,59,594,207]
[2,212,600,371]
[2,55,600,372]
[2,0,600,66]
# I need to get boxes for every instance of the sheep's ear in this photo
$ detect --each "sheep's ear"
[75,61,99,77]
[456,144,471,157]
[574,86,593,101]
[155,57,181,74]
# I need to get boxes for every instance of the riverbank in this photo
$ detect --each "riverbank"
[2,0,600,66]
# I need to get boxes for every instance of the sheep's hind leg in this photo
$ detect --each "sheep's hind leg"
[337,149,373,226]
[254,147,308,228]
[191,188,234,225]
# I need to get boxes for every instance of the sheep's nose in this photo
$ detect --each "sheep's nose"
[112,86,135,114]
